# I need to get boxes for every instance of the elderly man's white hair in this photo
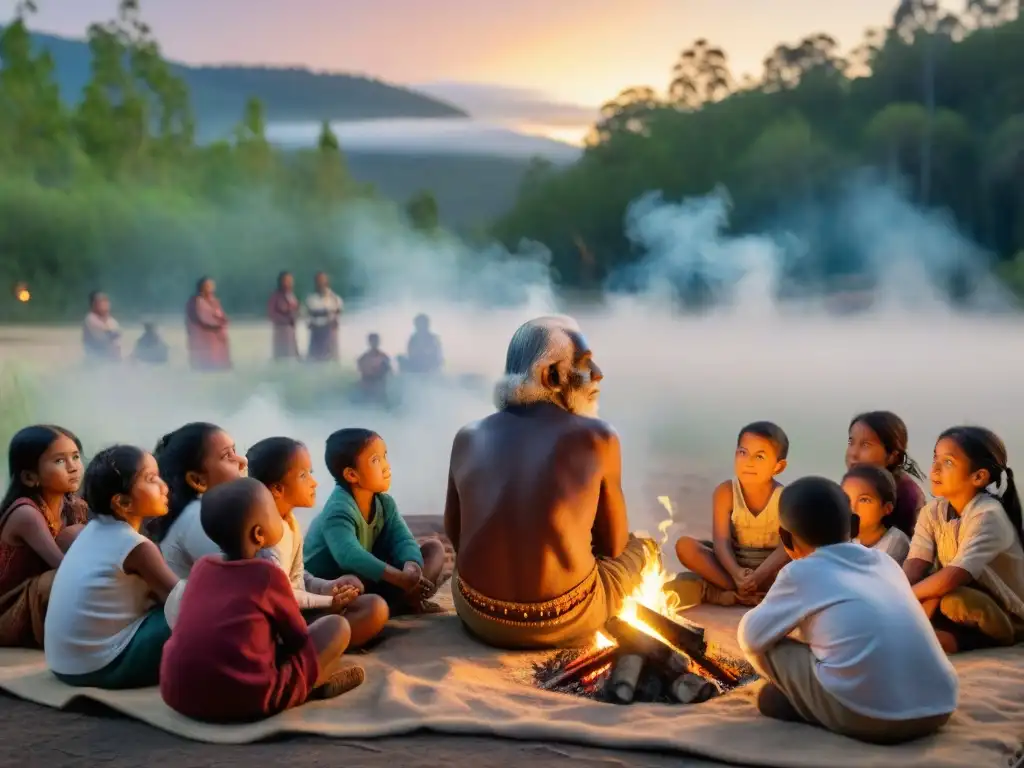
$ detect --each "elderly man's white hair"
[494,315,582,411]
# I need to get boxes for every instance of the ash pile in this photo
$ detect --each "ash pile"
[533,604,757,705]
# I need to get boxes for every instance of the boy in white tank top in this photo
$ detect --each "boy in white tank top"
[673,422,790,607]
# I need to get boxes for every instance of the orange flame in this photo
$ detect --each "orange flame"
[595,495,683,649]
[17,289,30,302]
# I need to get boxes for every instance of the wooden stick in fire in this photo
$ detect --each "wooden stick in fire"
[632,604,741,686]
[609,654,644,704]
[603,617,691,677]
[540,645,620,691]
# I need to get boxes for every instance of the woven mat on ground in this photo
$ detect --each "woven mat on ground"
[0,597,1022,768]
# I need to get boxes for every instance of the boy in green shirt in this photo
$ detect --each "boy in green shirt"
[305,429,447,614]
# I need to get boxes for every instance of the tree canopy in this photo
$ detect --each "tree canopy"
[494,0,1024,303]
[3,1,1024,320]
[0,1,457,320]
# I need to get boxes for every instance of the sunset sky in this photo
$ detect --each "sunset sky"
[14,0,963,110]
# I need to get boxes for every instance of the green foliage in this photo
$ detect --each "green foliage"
[0,1,413,321]
[496,4,1024,297]
[405,190,441,232]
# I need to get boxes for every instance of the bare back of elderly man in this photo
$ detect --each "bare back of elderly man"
[444,316,659,649]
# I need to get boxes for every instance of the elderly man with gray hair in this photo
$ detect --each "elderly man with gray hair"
[444,315,660,649]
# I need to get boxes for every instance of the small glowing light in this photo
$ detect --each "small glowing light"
[17,289,30,302]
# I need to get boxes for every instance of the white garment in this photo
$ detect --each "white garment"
[856,526,911,565]
[731,478,782,550]
[257,520,333,610]
[159,499,222,579]
[163,579,187,630]
[84,311,120,337]
[738,542,958,720]
[305,289,343,327]
[909,494,1024,621]
[44,517,154,675]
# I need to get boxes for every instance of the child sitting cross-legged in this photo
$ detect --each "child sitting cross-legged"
[304,429,447,615]
[674,422,790,606]
[0,425,88,648]
[160,478,363,723]
[904,426,1024,653]
[247,436,388,647]
[45,445,180,689]
[738,476,957,745]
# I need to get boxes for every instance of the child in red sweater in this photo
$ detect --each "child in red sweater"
[160,478,363,723]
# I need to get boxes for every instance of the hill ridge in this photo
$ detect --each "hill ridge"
[23,29,468,129]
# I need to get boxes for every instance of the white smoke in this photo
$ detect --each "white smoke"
[14,178,1024,555]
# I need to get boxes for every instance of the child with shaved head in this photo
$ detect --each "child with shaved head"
[161,478,363,723]
[738,476,957,744]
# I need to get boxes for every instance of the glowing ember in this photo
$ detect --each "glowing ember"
[580,663,612,684]
[13,282,30,302]
[594,495,684,649]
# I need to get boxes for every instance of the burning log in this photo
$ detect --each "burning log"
[609,654,644,704]
[604,617,690,677]
[634,604,706,656]
[540,644,619,691]
[633,604,742,687]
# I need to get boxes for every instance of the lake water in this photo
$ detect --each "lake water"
[266,117,584,161]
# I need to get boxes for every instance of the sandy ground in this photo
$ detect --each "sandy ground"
[0,692,731,768]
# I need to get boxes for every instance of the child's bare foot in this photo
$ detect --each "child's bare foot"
[736,592,765,607]
[702,583,739,606]
[312,665,365,700]
[410,599,447,615]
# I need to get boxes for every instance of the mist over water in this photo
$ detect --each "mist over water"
[26,180,1023,551]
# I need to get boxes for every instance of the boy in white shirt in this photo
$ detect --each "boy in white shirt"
[737,476,957,744]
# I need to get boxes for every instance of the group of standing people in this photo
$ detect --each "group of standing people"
[265,271,344,366]
[79,272,345,371]
[189,271,344,371]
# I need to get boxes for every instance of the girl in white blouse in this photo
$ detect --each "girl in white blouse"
[904,426,1024,653]
[843,464,911,564]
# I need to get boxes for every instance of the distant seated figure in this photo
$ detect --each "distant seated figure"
[398,314,442,375]
[82,291,122,363]
[356,333,391,405]
[132,321,169,365]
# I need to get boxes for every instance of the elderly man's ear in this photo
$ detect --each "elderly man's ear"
[540,363,561,390]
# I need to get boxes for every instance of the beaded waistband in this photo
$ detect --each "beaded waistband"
[456,568,598,626]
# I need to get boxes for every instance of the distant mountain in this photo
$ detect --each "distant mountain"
[415,82,598,125]
[25,31,467,131]
[347,151,567,230]
[267,118,582,163]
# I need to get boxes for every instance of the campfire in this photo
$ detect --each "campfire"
[533,497,756,705]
